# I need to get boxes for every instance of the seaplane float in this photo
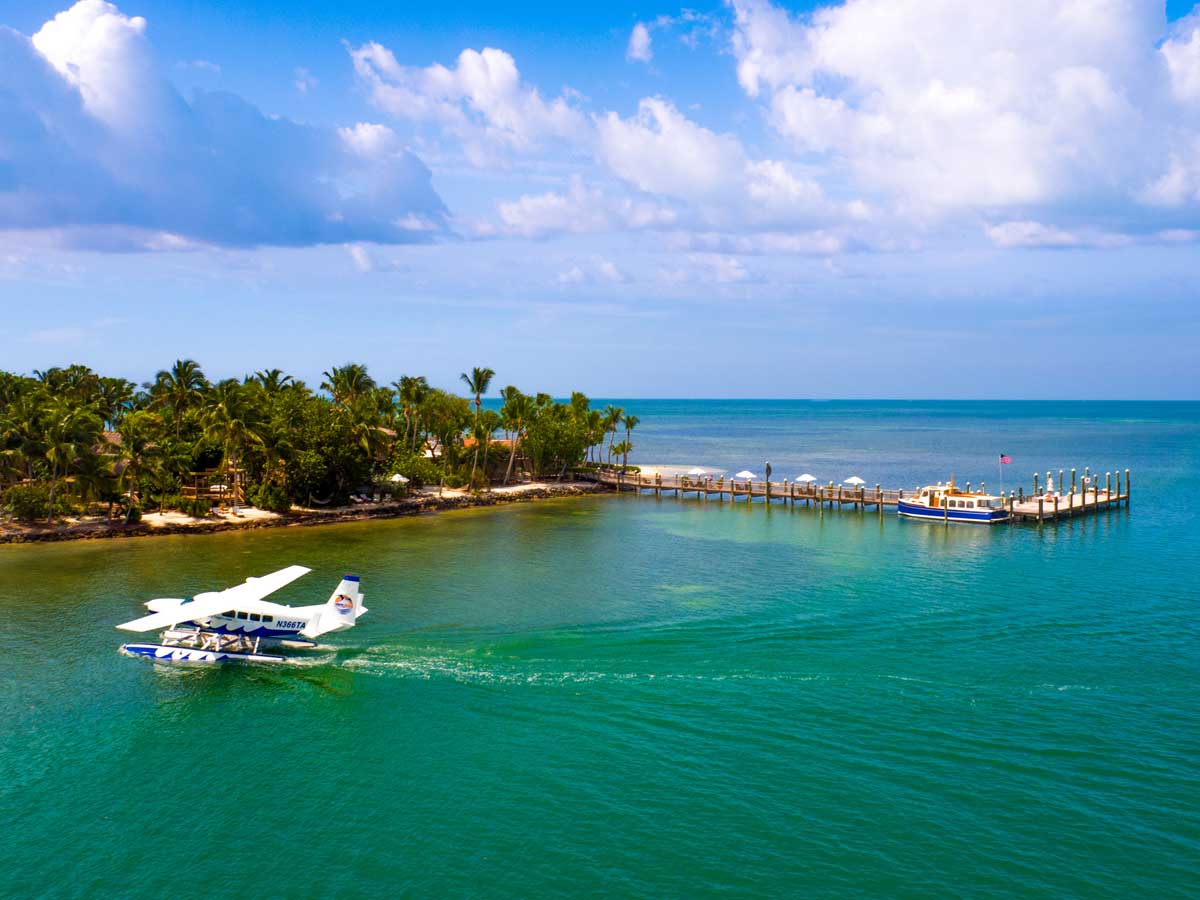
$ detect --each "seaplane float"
[116,565,366,664]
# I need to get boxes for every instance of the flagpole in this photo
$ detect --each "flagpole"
[998,454,1004,495]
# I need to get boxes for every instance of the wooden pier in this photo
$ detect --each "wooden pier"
[584,467,1130,525]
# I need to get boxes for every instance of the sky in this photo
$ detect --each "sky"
[1,0,1198,399]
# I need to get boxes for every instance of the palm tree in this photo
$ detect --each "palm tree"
[42,398,101,523]
[73,449,117,518]
[394,375,430,449]
[468,413,499,490]
[460,367,495,488]
[0,391,46,480]
[96,377,136,429]
[152,359,207,437]
[500,391,533,485]
[253,368,294,394]
[118,410,161,523]
[460,367,496,416]
[602,405,624,464]
[201,380,264,506]
[321,363,376,408]
[622,414,639,468]
[584,409,603,462]
[476,409,502,490]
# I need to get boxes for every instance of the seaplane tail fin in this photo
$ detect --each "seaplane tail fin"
[299,575,366,638]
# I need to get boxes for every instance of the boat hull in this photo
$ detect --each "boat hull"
[120,643,286,664]
[897,499,1009,524]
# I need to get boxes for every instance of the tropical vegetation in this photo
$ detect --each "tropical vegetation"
[0,362,638,524]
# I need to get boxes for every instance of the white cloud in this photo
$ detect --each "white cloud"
[494,176,675,239]
[178,58,220,74]
[347,243,373,271]
[349,42,587,165]
[1164,12,1200,103]
[596,98,746,201]
[557,256,627,285]
[659,253,752,285]
[339,122,399,158]
[294,66,317,94]
[669,229,845,256]
[0,1,446,249]
[729,0,1190,227]
[626,23,652,63]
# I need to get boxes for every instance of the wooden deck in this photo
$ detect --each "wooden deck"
[584,469,1130,524]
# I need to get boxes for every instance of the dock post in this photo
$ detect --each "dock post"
[1054,494,1059,519]
[655,473,661,498]
[966,481,971,494]
[765,479,770,505]
[943,493,949,525]
[1038,496,1044,523]
[1059,470,1064,501]
[1007,492,1014,517]
[1033,473,1039,496]
[981,481,986,494]
[1106,472,1112,508]
[1071,468,1076,497]
[1093,478,1099,507]
[1125,469,1131,508]
[877,484,883,519]
[1018,486,1024,503]
[788,481,794,508]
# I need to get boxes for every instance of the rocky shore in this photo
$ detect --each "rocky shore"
[0,481,611,545]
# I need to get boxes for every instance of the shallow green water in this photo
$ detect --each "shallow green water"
[2,402,1198,898]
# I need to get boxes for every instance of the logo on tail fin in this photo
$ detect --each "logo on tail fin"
[333,594,353,613]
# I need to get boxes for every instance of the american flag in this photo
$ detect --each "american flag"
[999,454,1012,465]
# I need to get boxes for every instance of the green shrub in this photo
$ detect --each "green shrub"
[442,472,467,489]
[159,494,210,518]
[248,483,291,513]
[386,449,441,487]
[3,483,75,522]
[125,506,143,524]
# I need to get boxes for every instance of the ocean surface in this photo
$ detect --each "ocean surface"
[1,400,1197,899]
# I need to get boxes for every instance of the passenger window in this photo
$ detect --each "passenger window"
[967,501,975,508]
[263,615,273,623]
[250,613,261,622]
[238,611,247,620]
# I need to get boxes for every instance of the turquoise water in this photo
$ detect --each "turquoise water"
[1,401,1198,898]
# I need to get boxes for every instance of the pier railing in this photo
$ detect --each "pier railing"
[579,467,1130,524]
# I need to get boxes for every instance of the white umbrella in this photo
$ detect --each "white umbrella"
[734,470,756,480]
[796,474,817,483]
[843,476,866,485]
[686,467,707,476]
[390,473,410,483]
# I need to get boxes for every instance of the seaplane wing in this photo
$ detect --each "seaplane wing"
[212,565,312,605]
[116,565,312,632]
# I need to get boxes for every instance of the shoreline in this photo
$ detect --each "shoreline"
[0,481,612,546]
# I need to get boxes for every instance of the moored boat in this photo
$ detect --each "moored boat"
[897,479,1009,524]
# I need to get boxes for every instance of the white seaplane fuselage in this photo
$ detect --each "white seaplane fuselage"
[117,566,366,664]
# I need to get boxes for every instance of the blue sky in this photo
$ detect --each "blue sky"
[1,0,1198,398]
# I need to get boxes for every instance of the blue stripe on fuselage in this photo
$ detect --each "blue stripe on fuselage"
[184,622,302,637]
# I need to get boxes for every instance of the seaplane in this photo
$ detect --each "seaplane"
[116,565,366,664]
